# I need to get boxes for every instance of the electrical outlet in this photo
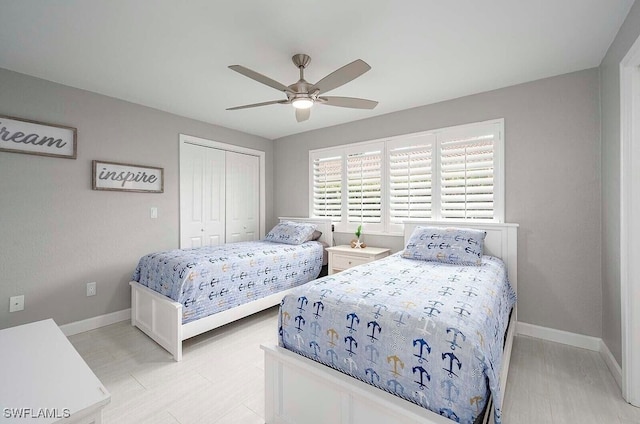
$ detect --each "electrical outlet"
[9,295,24,312]
[86,282,97,297]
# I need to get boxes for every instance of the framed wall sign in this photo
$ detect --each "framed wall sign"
[92,160,164,193]
[0,115,77,159]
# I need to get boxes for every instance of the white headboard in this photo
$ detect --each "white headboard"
[403,221,518,300]
[277,217,333,247]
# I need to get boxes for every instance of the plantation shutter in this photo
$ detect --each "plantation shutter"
[347,150,382,224]
[312,156,342,220]
[389,143,433,224]
[309,120,503,231]
[439,132,495,219]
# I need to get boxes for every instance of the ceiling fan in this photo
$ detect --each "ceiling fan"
[226,54,378,122]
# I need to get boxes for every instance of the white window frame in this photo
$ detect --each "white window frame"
[309,119,505,235]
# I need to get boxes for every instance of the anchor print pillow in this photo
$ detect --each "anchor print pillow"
[264,221,317,245]
[402,226,486,265]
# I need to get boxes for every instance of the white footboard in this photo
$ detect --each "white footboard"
[130,282,183,361]
[130,281,308,362]
[262,310,516,424]
[263,344,460,424]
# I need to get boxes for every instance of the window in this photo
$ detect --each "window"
[387,134,435,233]
[347,149,382,224]
[312,156,342,220]
[309,119,504,234]
[439,130,497,220]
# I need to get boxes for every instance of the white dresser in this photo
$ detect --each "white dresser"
[326,245,391,275]
[0,319,110,423]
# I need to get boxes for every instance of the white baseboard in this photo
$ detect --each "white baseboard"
[516,321,601,351]
[60,308,131,336]
[599,339,623,390]
[516,321,623,391]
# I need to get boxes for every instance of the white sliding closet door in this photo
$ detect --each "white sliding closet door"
[225,151,259,243]
[180,144,226,248]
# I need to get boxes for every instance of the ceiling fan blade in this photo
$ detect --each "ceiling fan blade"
[226,99,288,110]
[228,65,292,93]
[296,108,311,122]
[319,96,378,109]
[310,59,371,94]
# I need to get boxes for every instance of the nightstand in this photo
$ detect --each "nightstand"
[326,245,391,275]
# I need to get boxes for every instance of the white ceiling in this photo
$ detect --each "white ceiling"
[0,1,634,140]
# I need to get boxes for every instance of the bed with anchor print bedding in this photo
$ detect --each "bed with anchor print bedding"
[278,253,515,424]
[133,240,324,324]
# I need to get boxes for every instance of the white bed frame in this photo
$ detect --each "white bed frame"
[130,217,333,361]
[262,221,518,424]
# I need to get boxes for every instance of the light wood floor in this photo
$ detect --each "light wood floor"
[68,307,640,424]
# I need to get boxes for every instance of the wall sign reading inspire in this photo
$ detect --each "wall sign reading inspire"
[0,115,77,159]
[92,160,163,193]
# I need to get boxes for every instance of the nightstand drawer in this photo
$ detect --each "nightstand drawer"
[332,254,369,270]
[326,245,391,275]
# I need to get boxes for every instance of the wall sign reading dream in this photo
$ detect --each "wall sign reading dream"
[92,160,163,193]
[0,115,77,159]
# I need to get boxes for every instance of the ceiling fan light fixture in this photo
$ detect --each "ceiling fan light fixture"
[227,55,377,121]
[292,98,313,109]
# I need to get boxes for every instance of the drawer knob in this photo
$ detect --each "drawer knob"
[348,261,352,265]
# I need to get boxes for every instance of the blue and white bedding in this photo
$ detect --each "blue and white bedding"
[278,253,515,424]
[133,241,324,324]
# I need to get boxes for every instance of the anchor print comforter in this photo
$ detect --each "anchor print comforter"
[278,253,515,424]
[133,240,324,324]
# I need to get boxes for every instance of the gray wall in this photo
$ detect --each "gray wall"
[0,55,613,343]
[275,68,603,338]
[600,0,640,366]
[0,68,274,329]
